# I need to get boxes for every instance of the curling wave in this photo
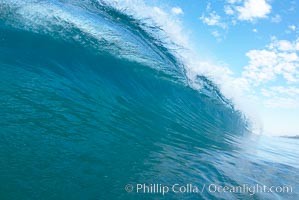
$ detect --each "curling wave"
[1,1,298,200]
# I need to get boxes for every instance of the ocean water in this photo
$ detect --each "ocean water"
[0,1,298,199]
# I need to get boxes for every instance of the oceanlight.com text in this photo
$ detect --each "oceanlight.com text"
[124,183,293,196]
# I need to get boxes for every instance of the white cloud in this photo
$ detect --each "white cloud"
[211,30,220,37]
[224,5,234,15]
[236,0,271,21]
[242,37,299,85]
[206,2,212,11]
[171,7,183,15]
[265,97,299,108]
[271,14,281,23]
[241,37,299,111]
[211,30,223,41]
[296,39,299,51]
[252,28,257,33]
[226,0,241,3]
[243,50,277,84]
[289,25,296,31]
[261,86,299,109]
[269,37,299,51]
[200,12,220,26]
[222,0,273,24]
[262,86,299,97]
[200,12,227,29]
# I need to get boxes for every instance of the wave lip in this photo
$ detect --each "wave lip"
[1,0,187,79]
[1,0,252,122]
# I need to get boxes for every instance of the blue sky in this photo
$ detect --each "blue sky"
[119,0,299,136]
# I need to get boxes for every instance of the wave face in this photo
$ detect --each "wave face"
[1,1,298,199]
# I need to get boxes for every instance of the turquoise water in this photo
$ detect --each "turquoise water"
[0,1,298,199]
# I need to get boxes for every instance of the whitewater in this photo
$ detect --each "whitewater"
[0,0,298,199]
